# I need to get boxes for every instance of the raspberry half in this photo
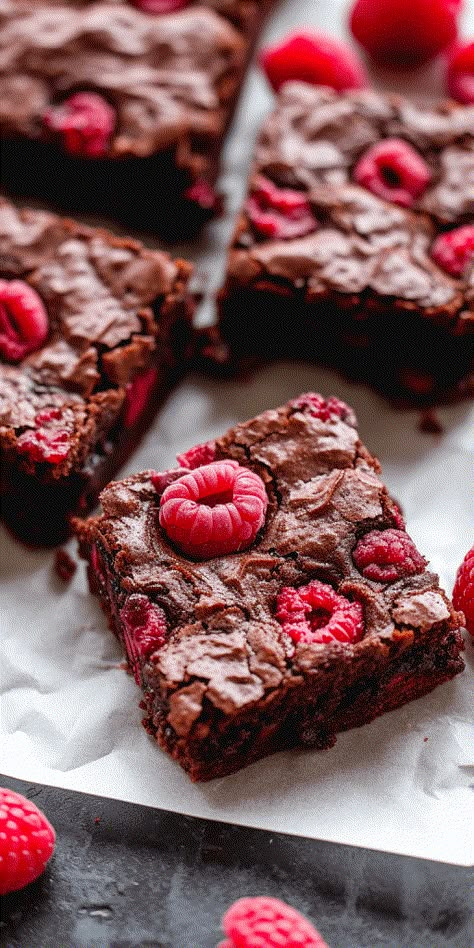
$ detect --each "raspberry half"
[16,409,72,464]
[123,366,158,428]
[354,139,431,208]
[431,226,474,278]
[120,595,168,683]
[0,279,49,362]
[177,439,216,469]
[353,529,426,582]
[220,896,329,948]
[246,176,318,240]
[260,30,368,93]
[350,0,460,67]
[159,460,268,559]
[0,788,56,895]
[289,392,349,423]
[447,41,474,104]
[452,546,474,638]
[276,580,364,645]
[44,92,115,158]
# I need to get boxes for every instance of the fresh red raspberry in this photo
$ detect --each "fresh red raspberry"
[260,30,368,93]
[123,366,158,429]
[431,226,474,278]
[0,279,49,362]
[219,896,329,948]
[0,788,56,895]
[447,41,474,104]
[289,392,349,423]
[350,0,461,67]
[120,595,168,683]
[276,580,364,645]
[131,0,189,11]
[354,139,431,208]
[353,529,426,582]
[44,92,115,158]
[176,439,216,469]
[16,409,72,464]
[159,460,268,559]
[452,546,474,638]
[246,176,318,240]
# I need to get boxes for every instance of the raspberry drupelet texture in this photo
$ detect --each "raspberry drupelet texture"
[177,439,216,469]
[0,279,49,362]
[43,92,115,158]
[0,788,56,895]
[260,30,368,93]
[350,0,461,67]
[353,529,427,582]
[219,896,329,948]
[354,139,432,208]
[452,546,474,638]
[16,409,72,464]
[120,595,168,683]
[289,392,349,422]
[246,176,318,240]
[276,580,364,645]
[159,460,268,559]
[447,41,474,104]
[431,226,474,277]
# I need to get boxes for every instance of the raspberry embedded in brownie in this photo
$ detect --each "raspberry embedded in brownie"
[75,393,465,781]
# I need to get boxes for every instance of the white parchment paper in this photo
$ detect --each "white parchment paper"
[1,0,473,867]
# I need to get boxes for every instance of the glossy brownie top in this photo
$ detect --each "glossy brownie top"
[226,84,474,319]
[78,394,462,731]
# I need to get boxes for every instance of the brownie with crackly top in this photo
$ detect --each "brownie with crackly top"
[217,84,474,404]
[0,0,274,239]
[0,198,195,545]
[74,392,465,781]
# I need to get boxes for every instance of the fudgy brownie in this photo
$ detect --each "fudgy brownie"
[0,198,195,545]
[75,393,465,781]
[0,0,274,239]
[217,84,474,403]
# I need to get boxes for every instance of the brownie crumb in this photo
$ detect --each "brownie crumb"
[54,548,77,582]
[418,410,444,434]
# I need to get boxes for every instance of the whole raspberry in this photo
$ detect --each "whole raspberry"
[159,460,268,559]
[16,408,72,464]
[276,580,364,645]
[120,595,168,683]
[123,366,158,428]
[246,176,318,240]
[350,0,461,67]
[447,41,474,104]
[44,92,115,158]
[0,279,49,362]
[431,226,474,277]
[260,30,368,93]
[289,392,349,423]
[0,788,56,895]
[131,0,189,11]
[353,529,426,582]
[219,896,329,948]
[354,139,431,208]
[177,439,216,469]
[452,546,474,638]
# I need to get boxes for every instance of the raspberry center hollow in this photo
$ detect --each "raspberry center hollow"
[276,579,364,645]
[354,138,432,208]
[246,175,318,240]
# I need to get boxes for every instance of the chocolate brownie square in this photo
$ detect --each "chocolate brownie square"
[75,392,465,781]
[0,198,195,545]
[0,0,274,239]
[217,85,474,404]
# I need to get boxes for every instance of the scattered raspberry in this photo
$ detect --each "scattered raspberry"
[353,529,427,582]
[177,439,216,469]
[0,279,49,362]
[260,30,368,93]
[120,595,168,683]
[431,226,474,278]
[54,548,77,582]
[123,366,158,428]
[0,788,56,895]
[219,896,329,948]
[44,92,115,158]
[452,546,474,638]
[131,0,189,11]
[354,139,431,208]
[447,41,474,104]
[184,180,221,212]
[276,580,364,645]
[159,460,268,559]
[246,176,318,240]
[350,0,461,67]
[17,409,72,464]
[289,392,349,423]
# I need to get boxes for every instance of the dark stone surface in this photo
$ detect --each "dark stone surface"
[1,776,472,947]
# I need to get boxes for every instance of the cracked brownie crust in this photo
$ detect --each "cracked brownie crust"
[75,394,465,781]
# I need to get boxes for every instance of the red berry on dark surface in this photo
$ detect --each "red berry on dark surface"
[0,788,56,895]
[431,226,474,277]
[276,580,364,645]
[220,895,329,948]
[353,529,426,582]
[44,92,115,158]
[0,279,49,362]
[354,139,431,208]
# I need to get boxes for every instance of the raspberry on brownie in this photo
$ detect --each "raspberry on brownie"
[216,85,474,404]
[75,393,465,781]
[0,198,195,545]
